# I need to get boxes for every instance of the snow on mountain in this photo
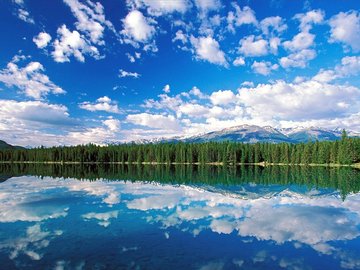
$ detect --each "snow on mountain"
[123,125,359,145]
[184,124,292,143]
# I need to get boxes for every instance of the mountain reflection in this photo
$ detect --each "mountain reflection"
[0,165,359,269]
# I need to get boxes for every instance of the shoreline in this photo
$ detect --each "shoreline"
[0,161,359,168]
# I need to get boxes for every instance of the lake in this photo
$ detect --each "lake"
[0,164,360,269]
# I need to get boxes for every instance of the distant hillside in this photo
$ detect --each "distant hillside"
[131,125,360,144]
[0,140,25,150]
[185,125,360,144]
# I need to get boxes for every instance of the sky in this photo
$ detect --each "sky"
[0,0,360,146]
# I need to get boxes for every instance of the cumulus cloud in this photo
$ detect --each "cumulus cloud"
[283,31,315,52]
[313,56,360,83]
[190,36,228,66]
[0,99,124,147]
[294,9,325,32]
[49,0,116,62]
[119,69,140,78]
[329,10,360,52]
[279,9,323,69]
[63,0,115,45]
[33,32,52,48]
[65,120,122,146]
[251,61,278,75]
[12,0,34,24]
[0,56,65,99]
[233,56,245,66]
[79,96,121,114]
[103,118,121,132]
[121,180,360,259]
[121,10,156,46]
[82,210,119,227]
[194,0,221,14]
[163,84,170,93]
[227,3,257,33]
[238,35,269,57]
[126,113,181,130]
[260,16,287,36]
[210,90,236,105]
[172,30,188,44]
[280,49,316,69]
[178,103,209,118]
[237,79,360,121]
[0,99,75,127]
[132,0,190,16]
[143,93,183,111]
[52,24,100,62]
[0,223,63,261]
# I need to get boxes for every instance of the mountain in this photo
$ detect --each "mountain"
[0,140,25,150]
[281,127,342,142]
[184,125,293,143]
[129,125,359,145]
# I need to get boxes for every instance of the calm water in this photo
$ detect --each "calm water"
[0,165,360,270]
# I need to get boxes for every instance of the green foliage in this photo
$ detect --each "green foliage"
[0,138,359,165]
[0,163,359,199]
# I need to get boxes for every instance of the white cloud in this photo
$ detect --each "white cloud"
[269,37,281,54]
[329,10,360,52]
[0,223,62,261]
[0,56,65,99]
[33,32,52,48]
[237,79,360,121]
[133,0,189,16]
[227,3,257,33]
[251,61,278,75]
[313,56,360,83]
[52,24,100,63]
[126,113,181,130]
[190,36,228,66]
[189,86,208,99]
[0,99,75,128]
[194,0,221,14]
[0,98,124,147]
[63,0,115,45]
[126,53,136,63]
[283,31,315,52]
[127,194,182,210]
[82,211,119,227]
[260,16,287,36]
[241,81,254,87]
[210,90,236,105]
[79,96,121,114]
[280,49,316,69]
[238,35,268,57]
[103,118,121,132]
[163,84,170,93]
[12,0,34,24]
[178,103,209,118]
[294,9,325,32]
[172,30,188,44]
[65,120,122,145]
[233,56,245,66]
[143,93,183,111]
[121,10,156,45]
[119,69,140,78]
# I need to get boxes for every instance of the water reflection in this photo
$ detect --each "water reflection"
[0,165,359,269]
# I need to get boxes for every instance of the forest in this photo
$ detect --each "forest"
[0,131,359,165]
[1,163,359,199]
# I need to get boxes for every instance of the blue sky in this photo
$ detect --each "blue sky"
[0,0,360,146]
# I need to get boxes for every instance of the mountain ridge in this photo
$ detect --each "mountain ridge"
[129,125,360,145]
[0,140,25,150]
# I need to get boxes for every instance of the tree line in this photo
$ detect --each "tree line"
[0,131,359,165]
[1,163,359,199]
